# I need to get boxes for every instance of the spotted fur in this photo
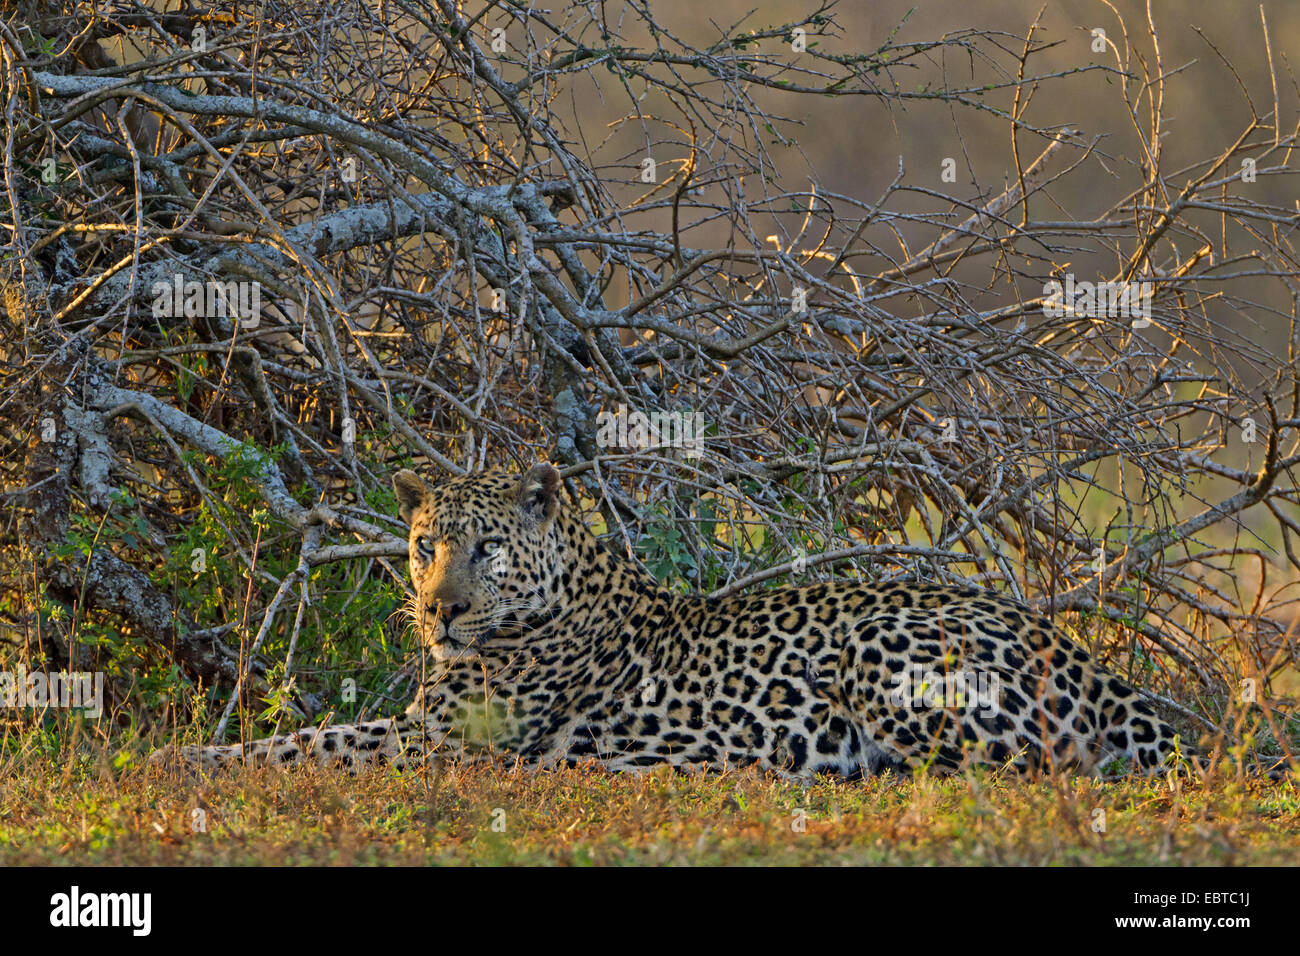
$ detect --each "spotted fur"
[151,464,1184,777]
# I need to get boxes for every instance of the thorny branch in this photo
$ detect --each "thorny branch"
[1,1,1297,747]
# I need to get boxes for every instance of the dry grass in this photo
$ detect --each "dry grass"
[2,739,1296,866]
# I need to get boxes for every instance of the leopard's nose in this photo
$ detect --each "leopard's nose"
[435,601,470,623]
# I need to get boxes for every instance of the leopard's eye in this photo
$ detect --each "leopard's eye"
[473,538,503,563]
[417,537,436,558]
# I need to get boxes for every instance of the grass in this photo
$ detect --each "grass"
[1,738,1297,865]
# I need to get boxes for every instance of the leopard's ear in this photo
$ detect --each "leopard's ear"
[516,463,561,524]
[392,469,428,525]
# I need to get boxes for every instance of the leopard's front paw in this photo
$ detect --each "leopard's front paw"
[146,743,225,773]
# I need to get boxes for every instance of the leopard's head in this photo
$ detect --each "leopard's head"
[392,464,564,662]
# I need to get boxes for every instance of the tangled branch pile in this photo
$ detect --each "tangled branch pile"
[1,1,1297,742]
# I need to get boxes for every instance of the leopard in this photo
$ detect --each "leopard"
[149,463,1185,778]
